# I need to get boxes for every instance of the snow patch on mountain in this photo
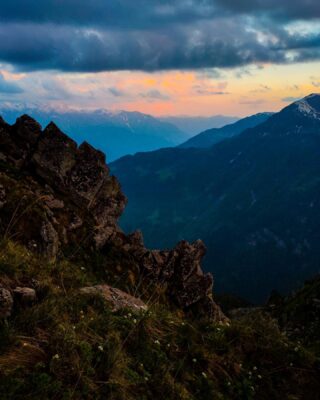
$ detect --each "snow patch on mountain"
[295,94,320,120]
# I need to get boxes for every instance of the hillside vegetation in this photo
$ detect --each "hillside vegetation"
[0,114,319,399]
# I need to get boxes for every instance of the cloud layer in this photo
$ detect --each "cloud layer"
[0,1,319,73]
[0,72,23,94]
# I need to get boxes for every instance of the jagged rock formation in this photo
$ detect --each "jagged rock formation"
[0,114,224,321]
[0,115,126,258]
[123,232,224,320]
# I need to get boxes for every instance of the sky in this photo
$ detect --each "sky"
[0,0,320,117]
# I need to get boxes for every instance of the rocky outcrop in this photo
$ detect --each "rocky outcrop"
[0,114,225,321]
[0,287,13,319]
[80,284,147,312]
[29,121,126,249]
[0,115,126,256]
[13,287,37,305]
[0,286,38,319]
[124,233,227,321]
[0,115,41,167]
[40,220,60,262]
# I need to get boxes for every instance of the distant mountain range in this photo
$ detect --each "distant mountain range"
[0,106,187,161]
[111,94,320,302]
[180,112,273,148]
[160,115,239,136]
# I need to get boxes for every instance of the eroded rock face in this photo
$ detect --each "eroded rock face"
[0,287,13,319]
[0,117,126,254]
[0,115,41,166]
[30,124,126,249]
[124,235,227,321]
[68,142,126,246]
[40,220,60,263]
[31,122,78,188]
[13,115,42,165]
[0,114,225,321]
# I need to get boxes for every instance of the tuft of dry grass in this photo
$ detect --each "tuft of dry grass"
[0,240,319,399]
[0,341,47,374]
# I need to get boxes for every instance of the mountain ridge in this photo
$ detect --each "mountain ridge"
[0,106,187,161]
[160,114,239,136]
[111,94,320,302]
[179,112,273,149]
[0,111,319,399]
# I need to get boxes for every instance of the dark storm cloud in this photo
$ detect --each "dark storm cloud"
[0,1,319,27]
[0,0,319,73]
[214,0,320,20]
[0,1,218,28]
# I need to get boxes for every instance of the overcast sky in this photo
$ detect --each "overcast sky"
[0,0,320,116]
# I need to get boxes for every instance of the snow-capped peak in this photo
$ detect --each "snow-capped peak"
[295,94,320,120]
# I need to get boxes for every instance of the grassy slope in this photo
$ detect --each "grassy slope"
[0,241,319,400]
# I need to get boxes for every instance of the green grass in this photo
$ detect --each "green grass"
[0,241,319,399]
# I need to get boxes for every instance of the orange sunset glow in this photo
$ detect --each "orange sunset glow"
[1,61,319,118]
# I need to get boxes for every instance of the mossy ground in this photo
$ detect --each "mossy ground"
[0,241,319,400]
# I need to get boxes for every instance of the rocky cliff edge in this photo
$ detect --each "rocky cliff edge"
[0,114,225,321]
